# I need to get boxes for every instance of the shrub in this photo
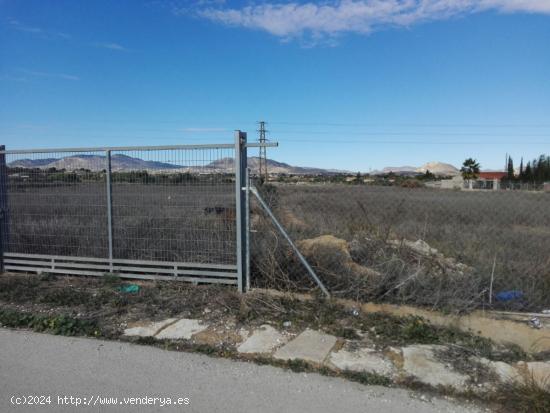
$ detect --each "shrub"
[0,309,99,336]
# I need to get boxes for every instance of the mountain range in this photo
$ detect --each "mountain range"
[9,154,459,176]
[374,162,459,176]
[9,154,181,172]
[8,154,348,175]
[208,157,349,175]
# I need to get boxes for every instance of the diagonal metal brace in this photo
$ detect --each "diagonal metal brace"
[249,185,330,298]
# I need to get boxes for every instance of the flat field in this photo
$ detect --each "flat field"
[260,184,550,309]
[6,181,236,264]
[5,179,550,309]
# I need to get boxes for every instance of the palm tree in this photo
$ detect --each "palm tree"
[460,158,480,180]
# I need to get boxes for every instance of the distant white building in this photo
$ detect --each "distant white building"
[425,175,464,190]
[426,172,508,191]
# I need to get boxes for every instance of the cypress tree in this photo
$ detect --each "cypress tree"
[507,156,515,181]
[519,157,524,180]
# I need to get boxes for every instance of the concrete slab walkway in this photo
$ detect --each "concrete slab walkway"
[121,316,546,395]
[274,329,337,364]
[237,325,288,354]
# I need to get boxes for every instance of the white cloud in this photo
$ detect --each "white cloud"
[194,0,550,42]
[20,69,80,81]
[8,18,43,33]
[7,18,71,39]
[6,19,128,52]
[93,42,129,51]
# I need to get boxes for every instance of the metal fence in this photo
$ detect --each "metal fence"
[4,134,549,311]
[248,180,550,312]
[0,132,276,291]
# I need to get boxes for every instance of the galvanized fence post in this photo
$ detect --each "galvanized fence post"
[245,166,251,292]
[235,131,248,292]
[0,145,8,273]
[106,150,114,272]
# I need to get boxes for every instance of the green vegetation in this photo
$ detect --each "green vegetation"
[341,370,392,387]
[507,154,550,184]
[0,308,99,336]
[8,167,233,185]
[102,273,122,286]
[273,172,443,186]
[460,158,480,180]
[40,288,95,307]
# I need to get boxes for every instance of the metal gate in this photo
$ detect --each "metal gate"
[0,131,275,292]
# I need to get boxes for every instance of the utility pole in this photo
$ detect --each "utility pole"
[257,121,269,182]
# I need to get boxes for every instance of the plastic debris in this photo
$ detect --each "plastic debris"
[351,308,360,316]
[542,309,550,315]
[495,290,524,302]
[282,321,292,328]
[529,317,542,329]
[117,284,140,294]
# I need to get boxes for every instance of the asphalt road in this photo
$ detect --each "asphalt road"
[0,329,484,413]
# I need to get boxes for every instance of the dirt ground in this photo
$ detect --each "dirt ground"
[1,272,549,412]
[0,272,536,361]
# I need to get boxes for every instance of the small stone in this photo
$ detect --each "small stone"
[476,358,522,384]
[529,317,542,329]
[238,328,249,340]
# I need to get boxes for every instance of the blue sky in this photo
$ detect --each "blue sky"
[1,0,549,171]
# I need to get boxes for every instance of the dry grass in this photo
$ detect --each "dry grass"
[5,178,550,312]
[493,375,550,413]
[7,181,236,264]
[251,183,550,312]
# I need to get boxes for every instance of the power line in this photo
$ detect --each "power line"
[272,131,550,137]
[269,121,550,128]
[5,128,549,137]
[275,139,550,145]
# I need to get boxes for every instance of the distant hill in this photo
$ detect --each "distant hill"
[372,162,459,177]
[207,157,348,175]
[8,154,459,177]
[9,158,59,168]
[416,162,459,176]
[9,154,182,172]
[8,154,348,175]
[378,166,418,175]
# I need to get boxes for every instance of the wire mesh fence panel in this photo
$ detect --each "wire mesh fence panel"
[1,144,241,284]
[250,182,550,312]
[110,148,236,264]
[5,151,108,258]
